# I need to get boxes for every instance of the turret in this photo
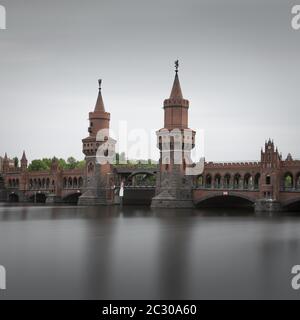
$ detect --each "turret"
[3,153,9,173]
[20,151,28,171]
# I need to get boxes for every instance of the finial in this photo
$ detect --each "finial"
[175,60,179,74]
[98,79,102,90]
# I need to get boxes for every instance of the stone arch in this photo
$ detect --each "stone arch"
[282,198,300,212]
[29,192,47,203]
[8,179,12,188]
[68,177,73,188]
[62,192,82,204]
[8,193,19,203]
[46,178,50,189]
[126,171,156,186]
[195,193,255,209]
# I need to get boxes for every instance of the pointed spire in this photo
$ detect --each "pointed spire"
[21,151,27,161]
[169,60,183,99]
[4,152,7,160]
[94,79,105,112]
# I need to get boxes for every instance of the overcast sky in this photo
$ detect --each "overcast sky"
[0,0,299,162]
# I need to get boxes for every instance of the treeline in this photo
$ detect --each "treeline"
[28,157,85,171]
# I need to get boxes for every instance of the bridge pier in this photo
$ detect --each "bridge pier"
[45,194,62,204]
[254,199,282,213]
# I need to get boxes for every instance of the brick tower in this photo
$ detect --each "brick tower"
[151,61,196,208]
[78,80,115,205]
[255,139,282,212]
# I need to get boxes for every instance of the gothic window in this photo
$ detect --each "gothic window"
[88,162,94,174]
[266,175,271,185]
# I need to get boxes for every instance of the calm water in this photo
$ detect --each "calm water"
[0,204,300,300]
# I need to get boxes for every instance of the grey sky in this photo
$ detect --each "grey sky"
[0,0,299,162]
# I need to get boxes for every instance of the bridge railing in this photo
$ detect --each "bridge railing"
[194,185,260,191]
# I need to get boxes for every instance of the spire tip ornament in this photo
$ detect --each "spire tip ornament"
[175,60,179,74]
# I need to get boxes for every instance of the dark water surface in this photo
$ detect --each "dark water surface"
[0,204,300,300]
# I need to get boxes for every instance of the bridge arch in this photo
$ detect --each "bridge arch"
[282,198,300,212]
[126,171,156,186]
[195,193,255,209]
[62,192,82,204]
[8,193,19,203]
[28,193,47,203]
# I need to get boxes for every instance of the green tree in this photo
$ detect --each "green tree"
[28,160,49,171]
[67,157,77,169]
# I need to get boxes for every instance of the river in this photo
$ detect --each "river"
[0,204,299,299]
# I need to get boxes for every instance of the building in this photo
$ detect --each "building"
[0,63,300,212]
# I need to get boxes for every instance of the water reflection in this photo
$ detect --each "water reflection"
[0,205,300,299]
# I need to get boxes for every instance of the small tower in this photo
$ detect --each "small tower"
[20,151,28,171]
[78,80,115,205]
[3,153,9,173]
[151,61,196,208]
[255,139,282,212]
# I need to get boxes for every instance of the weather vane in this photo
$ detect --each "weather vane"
[175,60,179,73]
[98,79,102,90]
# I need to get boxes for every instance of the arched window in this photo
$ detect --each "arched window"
[78,177,83,188]
[205,174,212,188]
[254,173,260,190]
[244,173,252,189]
[284,172,294,189]
[73,177,78,188]
[224,174,231,188]
[88,162,94,173]
[214,174,221,189]
[46,178,50,189]
[68,177,73,188]
[63,177,67,188]
[266,175,271,185]
[234,174,241,189]
[197,175,203,187]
